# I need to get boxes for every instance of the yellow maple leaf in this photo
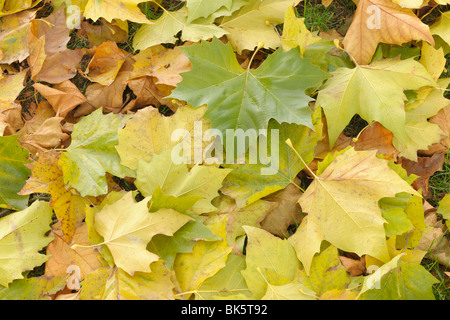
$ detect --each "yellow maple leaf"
[19,151,87,242]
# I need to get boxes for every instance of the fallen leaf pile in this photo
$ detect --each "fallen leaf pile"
[0,0,449,300]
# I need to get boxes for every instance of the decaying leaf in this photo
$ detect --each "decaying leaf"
[343,0,434,65]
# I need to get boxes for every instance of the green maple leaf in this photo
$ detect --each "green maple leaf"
[316,58,436,148]
[379,194,415,238]
[135,148,232,214]
[0,201,53,287]
[133,7,226,51]
[148,215,221,270]
[220,107,322,208]
[379,192,427,247]
[297,245,349,297]
[392,79,449,161]
[186,0,233,23]
[0,275,67,300]
[437,194,450,220]
[170,37,328,135]
[59,108,134,197]
[0,135,30,210]
[358,255,438,300]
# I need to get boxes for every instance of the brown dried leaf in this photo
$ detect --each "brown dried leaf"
[339,255,366,276]
[260,183,304,238]
[85,41,127,86]
[343,0,434,65]
[80,19,128,48]
[29,9,83,83]
[352,122,399,160]
[399,153,445,197]
[33,80,87,118]
[427,104,450,155]
[18,117,70,155]
[45,222,104,281]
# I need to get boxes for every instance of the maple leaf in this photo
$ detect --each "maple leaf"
[15,101,69,156]
[0,275,67,300]
[0,0,448,301]
[148,214,220,270]
[0,0,40,17]
[316,58,436,149]
[0,135,30,209]
[99,262,176,300]
[84,41,127,86]
[19,151,86,241]
[170,37,328,135]
[186,0,233,23]
[207,194,275,253]
[0,201,53,287]
[259,184,304,238]
[128,45,191,87]
[297,245,350,297]
[81,18,128,47]
[419,42,447,81]
[392,80,449,161]
[84,0,150,23]
[220,107,322,208]
[287,145,420,274]
[33,80,87,118]
[135,148,232,214]
[78,62,133,114]
[437,194,450,220]
[358,255,438,300]
[431,11,450,48]
[351,122,399,159]
[218,0,300,54]
[133,7,226,51]
[59,108,134,197]
[116,105,210,171]
[77,266,111,300]
[0,70,26,112]
[261,282,316,300]
[241,226,301,299]
[28,8,83,83]
[379,194,415,238]
[429,102,450,154]
[0,9,36,64]
[88,192,192,275]
[173,216,232,297]
[18,117,69,156]
[194,254,251,300]
[281,5,321,55]
[44,222,104,282]
[399,153,445,198]
[342,0,434,65]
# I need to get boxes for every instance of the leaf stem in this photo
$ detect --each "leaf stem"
[247,42,265,72]
[285,138,318,180]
